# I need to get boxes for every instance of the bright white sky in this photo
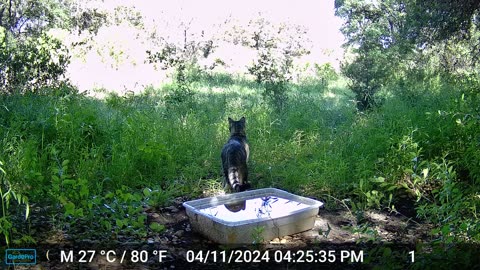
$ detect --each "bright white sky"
[132,0,345,59]
[70,0,345,93]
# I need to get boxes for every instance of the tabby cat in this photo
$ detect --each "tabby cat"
[221,117,251,192]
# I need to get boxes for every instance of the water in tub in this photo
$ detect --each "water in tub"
[199,196,310,222]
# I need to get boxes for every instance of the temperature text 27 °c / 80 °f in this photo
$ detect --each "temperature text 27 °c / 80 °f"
[59,250,169,263]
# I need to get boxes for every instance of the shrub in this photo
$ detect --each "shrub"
[0,28,70,94]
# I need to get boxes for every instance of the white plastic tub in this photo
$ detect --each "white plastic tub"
[183,188,323,245]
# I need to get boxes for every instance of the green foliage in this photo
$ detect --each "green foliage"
[354,178,388,210]
[404,0,480,44]
[0,28,70,94]
[416,164,480,243]
[242,17,310,112]
[0,0,72,94]
[366,246,410,270]
[335,0,480,110]
[247,47,291,111]
[71,8,108,34]
[251,225,265,245]
[143,186,179,208]
[147,43,204,106]
[314,63,338,88]
[342,48,391,111]
[0,0,71,35]
[165,63,195,106]
[146,25,217,105]
[335,1,397,110]
[149,222,166,234]
[106,187,146,237]
[0,160,30,246]
[49,156,91,218]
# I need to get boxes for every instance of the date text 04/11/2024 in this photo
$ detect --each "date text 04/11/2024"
[185,250,368,264]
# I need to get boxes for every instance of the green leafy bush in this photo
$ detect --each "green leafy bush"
[247,48,293,112]
[0,28,70,94]
[0,160,31,246]
[314,63,338,88]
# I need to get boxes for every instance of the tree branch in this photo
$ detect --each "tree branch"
[0,7,5,27]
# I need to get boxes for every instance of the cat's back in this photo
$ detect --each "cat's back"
[222,137,245,155]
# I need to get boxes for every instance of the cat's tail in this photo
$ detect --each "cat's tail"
[228,167,241,192]
[227,167,250,192]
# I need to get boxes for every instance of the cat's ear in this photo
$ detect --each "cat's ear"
[228,117,233,123]
[240,116,245,123]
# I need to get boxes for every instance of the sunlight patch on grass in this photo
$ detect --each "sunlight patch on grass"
[323,91,337,98]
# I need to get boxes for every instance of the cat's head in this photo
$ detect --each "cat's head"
[228,117,246,136]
